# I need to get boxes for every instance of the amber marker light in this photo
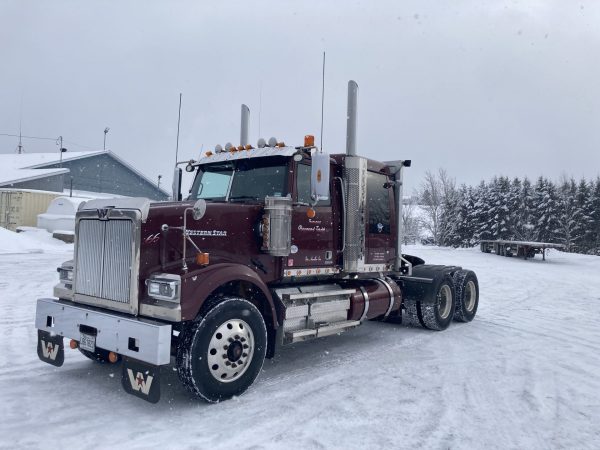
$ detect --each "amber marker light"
[69,339,78,349]
[237,145,244,151]
[196,252,210,265]
[245,144,253,150]
[307,208,316,218]
[205,151,213,157]
[304,135,315,147]
[108,352,119,363]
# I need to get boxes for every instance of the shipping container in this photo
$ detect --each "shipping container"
[0,189,61,231]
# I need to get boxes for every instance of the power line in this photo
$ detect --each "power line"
[0,132,102,151]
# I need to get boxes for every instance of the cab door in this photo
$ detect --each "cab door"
[365,171,396,268]
[286,162,338,276]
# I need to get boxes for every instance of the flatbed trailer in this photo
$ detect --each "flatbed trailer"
[480,240,565,260]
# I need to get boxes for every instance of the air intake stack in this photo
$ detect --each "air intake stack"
[343,81,368,273]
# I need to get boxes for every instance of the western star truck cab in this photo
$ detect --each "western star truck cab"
[35,81,479,403]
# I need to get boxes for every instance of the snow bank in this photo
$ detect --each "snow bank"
[0,226,72,254]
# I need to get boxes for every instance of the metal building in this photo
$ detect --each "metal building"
[0,151,168,200]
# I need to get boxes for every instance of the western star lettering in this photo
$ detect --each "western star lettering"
[186,230,228,237]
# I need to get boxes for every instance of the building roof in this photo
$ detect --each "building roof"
[0,150,169,196]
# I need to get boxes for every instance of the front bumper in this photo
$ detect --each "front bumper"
[35,298,172,365]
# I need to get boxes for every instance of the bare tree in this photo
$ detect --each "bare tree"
[418,169,457,245]
[419,170,443,244]
[402,195,421,245]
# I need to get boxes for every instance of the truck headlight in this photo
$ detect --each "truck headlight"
[146,274,181,302]
[57,263,74,282]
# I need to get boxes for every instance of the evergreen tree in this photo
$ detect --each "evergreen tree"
[556,178,579,251]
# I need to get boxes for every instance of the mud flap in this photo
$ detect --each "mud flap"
[37,330,64,367]
[121,357,161,404]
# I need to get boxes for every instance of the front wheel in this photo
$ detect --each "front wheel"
[176,297,267,403]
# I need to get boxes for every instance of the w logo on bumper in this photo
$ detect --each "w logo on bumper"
[41,340,60,360]
[121,358,161,403]
[127,369,154,395]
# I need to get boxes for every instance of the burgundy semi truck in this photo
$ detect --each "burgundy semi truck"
[35,81,479,403]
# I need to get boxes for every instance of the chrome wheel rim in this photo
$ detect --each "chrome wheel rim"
[465,281,476,312]
[207,319,254,383]
[438,285,452,320]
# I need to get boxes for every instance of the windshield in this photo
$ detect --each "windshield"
[189,157,289,202]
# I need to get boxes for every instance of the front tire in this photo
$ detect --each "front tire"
[176,297,267,403]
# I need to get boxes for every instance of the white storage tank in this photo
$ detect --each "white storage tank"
[37,196,87,233]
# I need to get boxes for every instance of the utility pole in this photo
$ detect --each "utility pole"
[104,127,110,151]
[58,136,67,168]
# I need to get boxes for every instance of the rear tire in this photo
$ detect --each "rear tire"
[417,275,455,331]
[453,270,479,322]
[176,297,267,403]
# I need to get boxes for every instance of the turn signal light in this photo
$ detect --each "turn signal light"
[108,352,119,364]
[69,339,78,349]
[306,208,316,218]
[196,252,210,265]
[304,135,315,147]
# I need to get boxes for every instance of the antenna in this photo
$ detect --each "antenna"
[258,81,262,138]
[16,118,23,154]
[175,93,182,166]
[320,51,326,152]
[17,98,23,154]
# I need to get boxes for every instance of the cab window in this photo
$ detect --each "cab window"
[367,172,391,234]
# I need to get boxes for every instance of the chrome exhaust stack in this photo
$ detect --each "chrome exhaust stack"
[240,104,250,146]
[346,81,358,157]
[343,80,368,273]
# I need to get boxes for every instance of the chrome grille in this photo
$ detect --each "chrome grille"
[75,219,134,304]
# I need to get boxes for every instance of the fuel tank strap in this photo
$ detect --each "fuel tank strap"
[359,286,369,321]
[376,277,395,318]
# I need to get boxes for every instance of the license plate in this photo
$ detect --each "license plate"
[80,332,96,352]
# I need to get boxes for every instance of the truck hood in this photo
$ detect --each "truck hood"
[140,200,274,278]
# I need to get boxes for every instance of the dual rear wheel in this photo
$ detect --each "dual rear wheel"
[405,269,479,330]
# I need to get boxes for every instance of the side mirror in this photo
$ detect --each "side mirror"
[172,167,182,201]
[310,151,330,201]
[192,199,207,220]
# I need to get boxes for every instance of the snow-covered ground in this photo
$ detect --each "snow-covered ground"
[1,232,599,449]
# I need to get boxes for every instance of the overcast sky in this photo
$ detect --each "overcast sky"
[1,0,599,193]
